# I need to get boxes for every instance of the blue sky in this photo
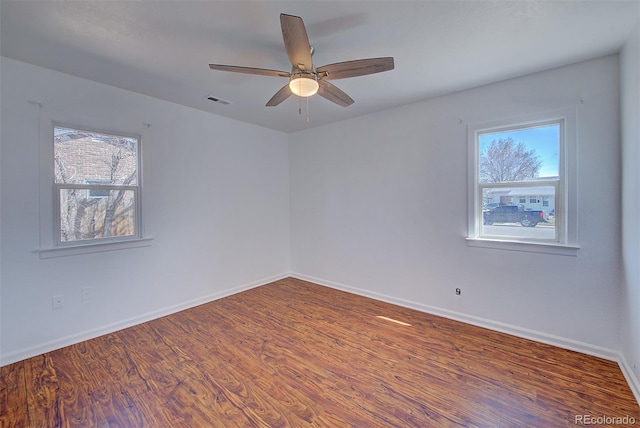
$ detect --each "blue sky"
[479,124,560,178]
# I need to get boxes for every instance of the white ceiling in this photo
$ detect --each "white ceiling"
[1,1,639,133]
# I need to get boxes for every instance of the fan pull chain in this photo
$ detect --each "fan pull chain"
[296,93,311,123]
[298,78,304,115]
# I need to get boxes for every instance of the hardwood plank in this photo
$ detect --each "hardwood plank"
[23,354,61,427]
[1,361,29,427]
[2,277,639,427]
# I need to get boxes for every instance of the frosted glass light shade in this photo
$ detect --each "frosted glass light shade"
[289,76,319,97]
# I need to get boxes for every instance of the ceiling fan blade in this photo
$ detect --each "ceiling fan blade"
[317,80,354,107]
[266,84,292,106]
[280,14,313,71]
[316,57,395,80]
[209,64,290,78]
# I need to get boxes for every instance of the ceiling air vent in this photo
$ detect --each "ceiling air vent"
[206,96,232,105]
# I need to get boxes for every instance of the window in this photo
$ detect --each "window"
[53,126,141,245]
[467,109,578,254]
[476,121,559,241]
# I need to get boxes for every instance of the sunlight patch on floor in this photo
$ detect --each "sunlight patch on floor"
[376,316,411,326]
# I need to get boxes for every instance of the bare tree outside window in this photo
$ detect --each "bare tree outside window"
[480,137,542,183]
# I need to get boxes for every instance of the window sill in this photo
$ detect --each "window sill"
[466,237,579,256]
[37,237,154,259]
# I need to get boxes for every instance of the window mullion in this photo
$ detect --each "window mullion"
[55,184,138,191]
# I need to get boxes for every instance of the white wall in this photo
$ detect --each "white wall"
[0,57,290,365]
[621,21,640,396]
[290,55,622,355]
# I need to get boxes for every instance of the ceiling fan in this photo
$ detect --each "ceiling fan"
[209,13,395,107]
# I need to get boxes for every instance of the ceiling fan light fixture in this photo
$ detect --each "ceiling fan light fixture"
[289,75,319,97]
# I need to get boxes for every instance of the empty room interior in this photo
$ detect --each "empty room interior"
[1,1,640,426]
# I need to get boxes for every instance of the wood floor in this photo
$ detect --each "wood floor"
[2,278,639,427]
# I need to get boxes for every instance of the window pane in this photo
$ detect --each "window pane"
[479,124,559,183]
[54,127,138,185]
[58,189,136,242]
[482,186,555,240]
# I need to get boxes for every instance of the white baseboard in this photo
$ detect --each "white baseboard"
[290,272,640,406]
[1,272,289,367]
[618,354,640,406]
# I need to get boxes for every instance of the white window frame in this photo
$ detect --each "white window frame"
[38,122,152,259]
[466,109,579,256]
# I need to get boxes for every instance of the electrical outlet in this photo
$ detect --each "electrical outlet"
[455,288,461,296]
[52,295,64,309]
[81,287,92,301]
